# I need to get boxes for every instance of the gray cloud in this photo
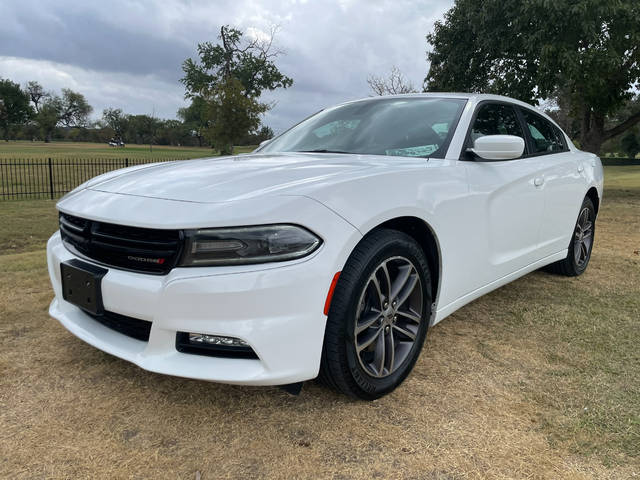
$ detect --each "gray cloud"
[0,0,453,132]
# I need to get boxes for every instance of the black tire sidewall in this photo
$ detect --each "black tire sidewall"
[331,231,432,399]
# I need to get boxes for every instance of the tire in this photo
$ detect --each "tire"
[319,229,432,400]
[545,196,596,276]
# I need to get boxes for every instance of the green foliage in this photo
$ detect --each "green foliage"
[58,89,92,127]
[35,100,62,142]
[180,25,290,152]
[124,114,159,145]
[181,25,293,98]
[0,78,33,140]
[425,0,640,153]
[29,87,92,142]
[102,108,127,139]
[620,131,640,159]
[203,77,268,155]
[177,96,209,146]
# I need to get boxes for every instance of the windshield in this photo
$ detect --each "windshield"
[260,97,467,158]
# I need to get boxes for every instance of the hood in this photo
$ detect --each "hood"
[85,153,386,203]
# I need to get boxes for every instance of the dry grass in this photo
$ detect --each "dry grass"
[0,167,638,479]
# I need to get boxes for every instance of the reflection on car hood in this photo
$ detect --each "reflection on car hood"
[85,152,417,203]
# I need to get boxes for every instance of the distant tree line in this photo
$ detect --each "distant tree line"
[0,79,93,143]
[0,76,275,148]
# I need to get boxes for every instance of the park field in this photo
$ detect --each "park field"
[0,140,256,160]
[0,166,638,479]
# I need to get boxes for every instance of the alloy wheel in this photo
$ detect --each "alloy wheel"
[573,207,593,267]
[353,256,423,378]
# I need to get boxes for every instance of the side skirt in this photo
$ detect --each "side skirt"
[430,250,568,326]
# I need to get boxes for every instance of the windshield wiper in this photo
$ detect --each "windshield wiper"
[297,149,351,154]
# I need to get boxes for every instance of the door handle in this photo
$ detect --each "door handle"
[577,164,585,173]
[534,177,544,187]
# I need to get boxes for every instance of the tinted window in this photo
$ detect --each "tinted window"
[521,109,565,154]
[259,97,467,158]
[470,104,525,144]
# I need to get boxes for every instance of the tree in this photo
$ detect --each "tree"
[180,25,292,153]
[58,89,92,128]
[255,125,274,143]
[25,81,48,114]
[124,114,160,145]
[620,131,640,159]
[181,25,293,98]
[204,77,268,154]
[30,88,92,142]
[155,119,191,146]
[102,108,128,140]
[367,66,417,96]
[0,78,32,141]
[424,0,640,153]
[35,98,62,142]
[177,96,209,147]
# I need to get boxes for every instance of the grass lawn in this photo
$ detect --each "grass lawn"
[0,140,256,160]
[0,166,638,479]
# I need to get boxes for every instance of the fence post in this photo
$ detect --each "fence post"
[48,157,54,200]
[125,157,129,168]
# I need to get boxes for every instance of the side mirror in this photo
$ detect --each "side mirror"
[468,135,525,161]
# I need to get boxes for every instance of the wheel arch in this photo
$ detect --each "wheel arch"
[365,216,441,311]
[586,186,600,216]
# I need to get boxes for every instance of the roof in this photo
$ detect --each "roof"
[337,92,554,123]
[343,92,538,108]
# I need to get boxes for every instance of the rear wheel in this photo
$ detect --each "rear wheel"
[319,229,432,400]
[546,196,596,276]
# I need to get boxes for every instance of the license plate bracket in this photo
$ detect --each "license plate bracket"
[60,260,108,316]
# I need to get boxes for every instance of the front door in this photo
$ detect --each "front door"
[463,102,547,288]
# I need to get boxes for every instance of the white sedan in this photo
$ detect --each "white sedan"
[47,93,603,399]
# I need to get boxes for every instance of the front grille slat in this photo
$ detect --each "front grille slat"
[90,240,176,257]
[91,231,179,248]
[59,215,88,233]
[59,213,182,274]
[59,225,89,245]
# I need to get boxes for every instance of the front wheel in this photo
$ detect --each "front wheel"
[319,229,432,400]
[546,196,596,276]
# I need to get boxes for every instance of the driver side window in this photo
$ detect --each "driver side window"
[471,104,525,146]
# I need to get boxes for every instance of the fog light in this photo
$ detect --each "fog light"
[188,333,248,347]
[176,332,258,359]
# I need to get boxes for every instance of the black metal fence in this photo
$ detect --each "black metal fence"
[0,157,193,201]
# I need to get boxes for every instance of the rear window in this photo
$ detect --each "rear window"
[521,109,566,154]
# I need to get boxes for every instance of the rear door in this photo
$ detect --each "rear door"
[517,108,583,257]
[462,102,547,287]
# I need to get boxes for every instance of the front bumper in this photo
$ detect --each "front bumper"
[47,214,357,385]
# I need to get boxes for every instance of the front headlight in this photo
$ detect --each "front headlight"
[179,224,322,266]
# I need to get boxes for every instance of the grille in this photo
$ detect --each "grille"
[59,213,182,274]
[87,310,152,342]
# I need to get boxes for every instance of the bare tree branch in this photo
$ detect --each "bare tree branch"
[604,108,640,141]
[367,66,417,96]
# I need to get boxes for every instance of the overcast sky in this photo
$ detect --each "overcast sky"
[0,0,453,133]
